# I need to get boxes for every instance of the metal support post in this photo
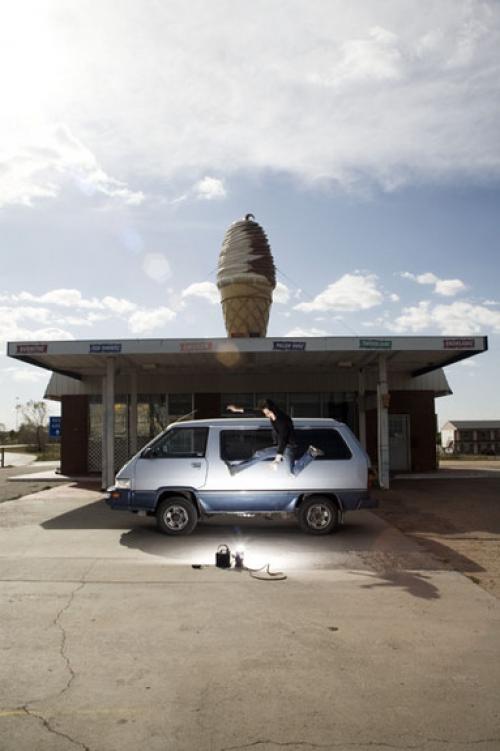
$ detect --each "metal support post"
[358,369,366,450]
[377,354,390,489]
[101,358,115,489]
[129,370,138,457]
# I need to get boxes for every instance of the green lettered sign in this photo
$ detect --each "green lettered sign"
[359,339,393,350]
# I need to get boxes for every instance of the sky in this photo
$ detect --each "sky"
[1,0,499,430]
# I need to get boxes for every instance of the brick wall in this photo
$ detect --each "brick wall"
[61,395,88,475]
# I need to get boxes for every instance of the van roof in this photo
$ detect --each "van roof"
[168,417,345,429]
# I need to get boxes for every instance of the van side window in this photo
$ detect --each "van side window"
[220,430,274,462]
[149,428,208,458]
[296,429,352,460]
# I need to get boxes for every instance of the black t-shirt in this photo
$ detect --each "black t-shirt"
[236,408,296,454]
[270,411,296,454]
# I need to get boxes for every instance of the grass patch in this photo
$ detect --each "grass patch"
[35,446,61,461]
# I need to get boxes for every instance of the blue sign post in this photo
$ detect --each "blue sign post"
[49,416,61,438]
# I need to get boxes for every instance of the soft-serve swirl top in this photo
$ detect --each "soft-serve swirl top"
[217,215,276,289]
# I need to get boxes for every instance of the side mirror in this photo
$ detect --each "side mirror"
[141,446,154,459]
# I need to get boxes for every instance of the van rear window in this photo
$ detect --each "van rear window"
[296,429,352,460]
[220,428,351,461]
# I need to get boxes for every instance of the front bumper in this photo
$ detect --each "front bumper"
[106,486,131,509]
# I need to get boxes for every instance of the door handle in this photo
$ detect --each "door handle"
[191,461,202,468]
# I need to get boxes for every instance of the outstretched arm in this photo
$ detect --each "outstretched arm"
[226,404,244,413]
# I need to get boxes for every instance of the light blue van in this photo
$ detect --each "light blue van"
[107,417,377,535]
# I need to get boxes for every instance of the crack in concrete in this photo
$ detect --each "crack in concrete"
[219,741,415,750]
[53,580,86,699]
[220,739,500,750]
[17,565,95,711]
[21,706,93,751]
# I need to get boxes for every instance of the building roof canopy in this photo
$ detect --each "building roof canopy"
[7,335,488,383]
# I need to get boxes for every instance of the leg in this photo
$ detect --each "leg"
[291,445,324,476]
[228,446,277,475]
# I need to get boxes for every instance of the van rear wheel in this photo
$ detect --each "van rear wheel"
[298,496,339,535]
[156,497,197,535]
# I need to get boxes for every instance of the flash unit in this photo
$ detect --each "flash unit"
[215,545,231,568]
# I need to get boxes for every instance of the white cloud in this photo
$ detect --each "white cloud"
[390,300,433,332]
[142,254,172,283]
[0,124,144,209]
[273,283,291,304]
[101,297,137,315]
[391,300,500,334]
[401,271,466,297]
[193,177,227,201]
[16,289,103,309]
[285,327,329,337]
[434,279,466,297]
[295,273,383,313]
[1,3,498,194]
[181,282,219,304]
[0,316,74,350]
[390,293,400,302]
[10,289,138,315]
[128,307,176,334]
[1,366,47,384]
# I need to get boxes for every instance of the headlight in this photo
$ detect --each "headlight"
[115,478,131,489]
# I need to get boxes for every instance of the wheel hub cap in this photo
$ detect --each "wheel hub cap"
[307,504,332,530]
[164,505,189,530]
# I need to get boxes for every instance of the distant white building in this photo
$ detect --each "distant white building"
[441,420,500,455]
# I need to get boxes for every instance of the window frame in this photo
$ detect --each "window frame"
[145,427,209,459]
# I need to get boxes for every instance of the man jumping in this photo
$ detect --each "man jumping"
[226,398,323,476]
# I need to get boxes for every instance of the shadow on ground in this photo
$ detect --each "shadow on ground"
[374,478,499,590]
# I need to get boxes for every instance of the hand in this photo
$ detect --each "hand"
[226,404,240,413]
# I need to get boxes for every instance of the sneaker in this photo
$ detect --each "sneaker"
[308,445,324,458]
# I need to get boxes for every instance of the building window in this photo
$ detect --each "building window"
[324,392,357,433]
[168,394,193,422]
[255,393,287,412]
[288,393,321,418]
[221,393,255,412]
[138,394,168,442]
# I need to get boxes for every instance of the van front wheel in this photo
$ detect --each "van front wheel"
[156,497,197,535]
[298,496,339,535]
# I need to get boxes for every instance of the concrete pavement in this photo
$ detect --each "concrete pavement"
[1,484,499,751]
[0,451,37,467]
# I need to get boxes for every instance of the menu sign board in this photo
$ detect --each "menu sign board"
[443,338,475,349]
[16,344,48,354]
[179,341,214,353]
[89,343,122,353]
[359,339,392,350]
[273,341,306,351]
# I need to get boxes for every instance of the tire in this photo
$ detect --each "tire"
[156,497,198,535]
[298,496,339,535]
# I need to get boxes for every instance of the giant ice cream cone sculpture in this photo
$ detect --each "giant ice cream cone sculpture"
[217,214,276,337]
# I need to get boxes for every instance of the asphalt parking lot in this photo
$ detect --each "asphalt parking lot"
[1,482,500,751]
